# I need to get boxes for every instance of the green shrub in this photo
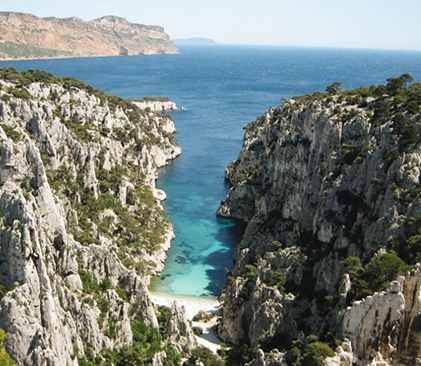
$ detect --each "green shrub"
[398,233,421,264]
[192,310,214,323]
[407,101,420,115]
[268,270,286,293]
[222,344,254,366]
[0,94,10,102]
[373,100,391,120]
[0,285,9,301]
[80,318,165,365]
[193,326,203,336]
[113,127,131,144]
[244,264,257,279]
[342,252,409,302]
[7,87,32,100]
[100,278,111,292]
[0,124,21,142]
[0,329,15,366]
[126,318,162,361]
[185,347,224,366]
[364,252,408,292]
[322,332,342,350]
[156,305,171,336]
[302,342,335,366]
[64,120,92,142]
[164,345,181,366]
[79,270,101,295]
[137,96,170,102]
[115,286,129,301]
[286,338,335,366]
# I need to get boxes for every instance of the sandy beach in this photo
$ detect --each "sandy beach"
[150,292,223,353]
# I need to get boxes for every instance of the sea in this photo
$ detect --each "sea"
[2,45,421,299]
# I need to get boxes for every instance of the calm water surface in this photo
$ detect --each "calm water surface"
[3,46,421,298]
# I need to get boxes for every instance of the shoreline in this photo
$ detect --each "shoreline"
[0,51,178,62]
[150,291,220,319]
[147,106,222,353]
[150,291,223,353]
[151,291,219,303]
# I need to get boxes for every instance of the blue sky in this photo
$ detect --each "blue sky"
[2,0,421,51]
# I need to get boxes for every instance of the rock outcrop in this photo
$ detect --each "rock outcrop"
[218,79,421,365]
[166,302,198,354]
[245,349,286,366]
[133,99,179,112]
[323,340,354,366]
[0,12,177,60]
[0,68,186,365]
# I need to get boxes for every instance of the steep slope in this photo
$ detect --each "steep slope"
[0,12,177,59]
[218,77,421,365]
[0,68,193,365]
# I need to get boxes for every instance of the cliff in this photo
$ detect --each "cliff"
[0,12,177,60]
[0,68,198,365]
[218,77,421,365]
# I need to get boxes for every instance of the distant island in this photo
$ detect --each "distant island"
[0,12,178,60]
[173,37,218,46]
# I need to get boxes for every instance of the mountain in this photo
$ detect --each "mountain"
[0,68,199,365]
[0,12,178,60]
[173,37,218,46]
[218,76,421,365]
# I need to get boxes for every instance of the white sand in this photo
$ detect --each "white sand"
[150,292,223,353]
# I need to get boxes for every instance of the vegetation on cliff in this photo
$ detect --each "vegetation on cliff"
[0,329,14,366]
[218,74,421,365]
[0,68,188,365]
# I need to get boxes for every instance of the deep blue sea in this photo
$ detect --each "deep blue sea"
[2,45,421,299]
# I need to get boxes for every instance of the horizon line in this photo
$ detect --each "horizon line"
[176,41,421,53]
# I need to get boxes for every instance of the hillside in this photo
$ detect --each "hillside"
[0,12,177,59]
[218,75,421,365]
[0,68,203,365]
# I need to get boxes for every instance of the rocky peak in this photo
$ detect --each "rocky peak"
[166,302,198,354]
[92,15,134,29]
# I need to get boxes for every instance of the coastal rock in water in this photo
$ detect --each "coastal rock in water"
[133,99,179,112]
[0,12,177,60]
[218,82,421,365]
[0,69,181,364]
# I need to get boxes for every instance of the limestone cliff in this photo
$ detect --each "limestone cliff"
[0,12,177,60]
[218,78,421,365]
[0,68,194,365]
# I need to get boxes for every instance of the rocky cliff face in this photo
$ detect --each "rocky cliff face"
[0,12,177,60]
[218,79,421,365]
[0,68,194,365]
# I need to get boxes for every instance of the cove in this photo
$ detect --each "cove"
[3,45,421,299]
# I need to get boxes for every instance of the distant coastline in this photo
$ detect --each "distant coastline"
[174,37,218,46]
[0,12,177,60]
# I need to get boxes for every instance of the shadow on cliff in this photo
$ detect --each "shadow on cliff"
[204,217,246,297]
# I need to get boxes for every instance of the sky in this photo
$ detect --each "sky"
[1,0,421,51]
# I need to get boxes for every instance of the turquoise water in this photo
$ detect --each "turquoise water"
[3,46,421,298]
